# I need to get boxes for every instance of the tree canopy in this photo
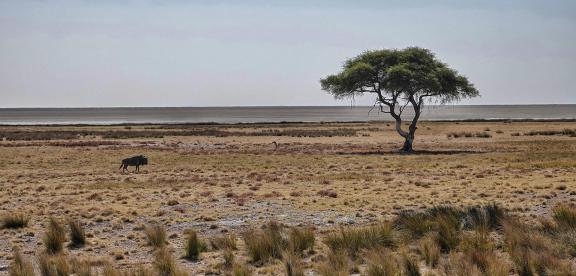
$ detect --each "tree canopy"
[320,47,479,151]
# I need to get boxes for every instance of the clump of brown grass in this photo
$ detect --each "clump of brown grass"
[440,253,483,276]
[1,213,30,229]
[317,190,338,198]
[288,227,315,255]
[317,250,350,276]
[43,217,66,254]
[183,230,205,261]
[502,217,560,275]
[154,247,187,276]
[401,252,421,276]
[223,248,235,269]
[232,263,251,276]
[38,253,70,276]
[435,213,461,253]
[9,248,34,276]
[365,249,400,276]
[144,224,166,248]
[243,221,286,263]
[210,233,237,250]
[324,223,394,259]
[284,251,305,276]
[447,132,491,138]
[68,219,86,247]
[70,257,92,276]
[552,204,576,230]
[419,235,440,267]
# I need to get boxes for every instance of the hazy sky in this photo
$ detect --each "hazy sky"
[1,0,575,107]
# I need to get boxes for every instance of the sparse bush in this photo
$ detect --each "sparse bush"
[317,190,338,198]
[210,233,237,250]
[183,230,204,261]
[1,213,30,229]
[324,223,394,259]
[447,132,491,138]
[9,248,34,276]
[68,219,86,247]
[43,217,66,254]
[288,227,315,255]
[243,221,286,263]
[144,224,166,248]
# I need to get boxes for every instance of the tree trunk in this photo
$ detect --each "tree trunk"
[401,136,413,152]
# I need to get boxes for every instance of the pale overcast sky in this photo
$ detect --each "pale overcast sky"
[1,0,575,107]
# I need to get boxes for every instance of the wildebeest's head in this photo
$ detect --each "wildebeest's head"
[142,157,148,165]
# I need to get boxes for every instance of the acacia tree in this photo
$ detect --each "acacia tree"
[321,47,479,152]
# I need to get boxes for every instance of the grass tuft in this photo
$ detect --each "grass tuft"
[9,248,34,276]
[43,217,66,254]
[552,204,576,229]
[144,224,167,248]
[154,247,187,276]
[284,251,305,276]
[68,218,86,247]
[232,263,251,276]
[365,249,400,276]
[2,213,30,229]
[324,223,394,259]
[243,221,286,263]
[288,227,315,255]
[183,230,205,261]
[210,233,237,250]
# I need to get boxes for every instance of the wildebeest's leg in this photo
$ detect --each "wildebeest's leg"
[136,165,139,172]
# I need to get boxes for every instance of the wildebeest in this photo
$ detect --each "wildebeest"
[119,155,148,172]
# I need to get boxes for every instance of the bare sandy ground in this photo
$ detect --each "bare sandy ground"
[0,121,575,274]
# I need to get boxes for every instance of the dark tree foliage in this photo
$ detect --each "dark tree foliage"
[321,47,479,152]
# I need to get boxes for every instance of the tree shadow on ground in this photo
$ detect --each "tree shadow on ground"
[336,149,488,155]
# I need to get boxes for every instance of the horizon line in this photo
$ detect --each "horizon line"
[1,103,575,109]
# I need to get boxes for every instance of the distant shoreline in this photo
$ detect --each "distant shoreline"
[1,118,575,127]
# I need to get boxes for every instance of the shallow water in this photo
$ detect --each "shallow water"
[0,105,574,125]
